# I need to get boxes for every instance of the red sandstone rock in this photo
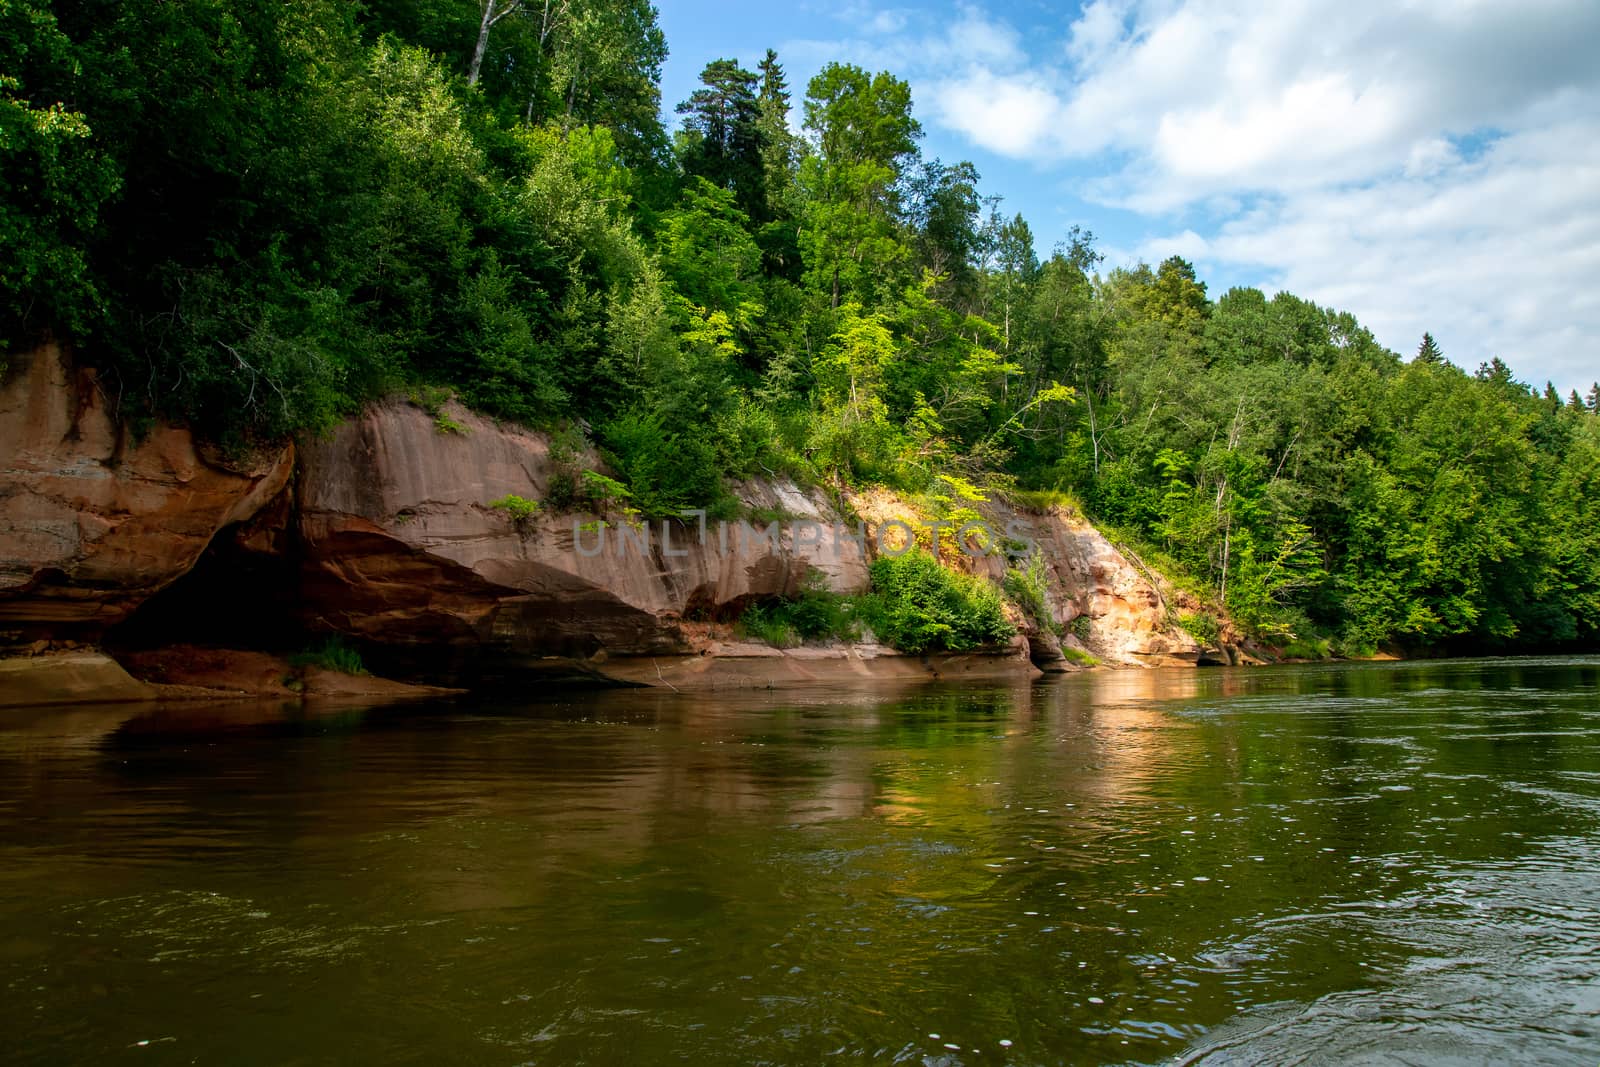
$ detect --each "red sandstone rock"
[294,398,872,658]
[0,344,293,634]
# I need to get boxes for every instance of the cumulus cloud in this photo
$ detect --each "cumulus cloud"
[932,70,1062,156]
[933,0,1600,201]
[1202,115,1600,390]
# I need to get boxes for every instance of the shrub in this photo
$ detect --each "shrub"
[546,471,580,511]
[600,409,729,518]
[862,550,1014,653]
[1178,611,1220,646]
[291,636,367,676]
[737,602,800,647]
[579,471,632,513]
[1280,635,1334,659]
[714,399,781,477]
[489,493,542,532]
[736,581,861,648]
[1004,554,1061,637]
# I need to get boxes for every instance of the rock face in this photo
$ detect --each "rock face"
[845,491,1199,669]
[0,344,293,637]
[997,507,1200,668]
[295,398,871,671]
[1,343,1206,696]
[295,398,1195,679]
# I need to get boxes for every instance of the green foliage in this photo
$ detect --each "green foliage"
[409,385,465,434]
[291,636,367,676]
[0,3,121,344]
[655,179,764,333]
[1004,555,1060,638]
[489,493,542,525]
[1279,635,1334,660]
[1178,612,1221,647]
[675,59,766,221]
[862,550,1014,654]
[599,409,728,518]
[736,582,861,648]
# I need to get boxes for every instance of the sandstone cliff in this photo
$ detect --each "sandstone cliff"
[295,399,869,669]
[2,345,1213,700]
[291,396,1200,681]
[0,344,292,637]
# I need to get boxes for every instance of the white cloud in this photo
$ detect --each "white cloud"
[784,3,1021,79]
[932,70,1062,156]
[1194,115,1600,390]
[930,0,1600,204]
[1136,228,1211,265]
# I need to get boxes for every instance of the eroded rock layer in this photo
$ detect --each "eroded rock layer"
[0,345,292,636]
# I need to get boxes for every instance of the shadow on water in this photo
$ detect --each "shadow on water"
[0,658,1597,1064]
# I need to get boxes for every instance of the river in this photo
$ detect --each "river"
[2,658,1598,1064]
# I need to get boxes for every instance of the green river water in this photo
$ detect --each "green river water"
[2,657,1599,1065]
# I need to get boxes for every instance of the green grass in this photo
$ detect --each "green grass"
[290,636,368,676]
[1008,487,1083,514]
[1061,646,1099,667]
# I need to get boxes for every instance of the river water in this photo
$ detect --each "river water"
[2,658,1598,1065]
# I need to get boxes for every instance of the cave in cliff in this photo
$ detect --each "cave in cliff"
[104,513,301,656]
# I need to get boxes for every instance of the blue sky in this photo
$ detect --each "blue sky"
[655,0,1600,394]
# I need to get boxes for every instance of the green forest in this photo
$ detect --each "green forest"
[4,0,1598,656]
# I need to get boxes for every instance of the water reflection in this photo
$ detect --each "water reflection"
[1,659,1597,1064]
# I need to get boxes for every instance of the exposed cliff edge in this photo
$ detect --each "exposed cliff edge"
[2,345,1223,704]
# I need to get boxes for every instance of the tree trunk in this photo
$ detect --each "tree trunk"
[1220,527,1231,604]
[1085,385,1100,476]
[468,2,496,87]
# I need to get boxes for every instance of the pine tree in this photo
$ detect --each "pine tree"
[676,59,765,221]
[1416,331,1443,364]
[755,49,796,221]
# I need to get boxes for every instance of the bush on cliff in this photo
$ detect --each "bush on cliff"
[736,583,861,648]
[861,551,1014,654]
